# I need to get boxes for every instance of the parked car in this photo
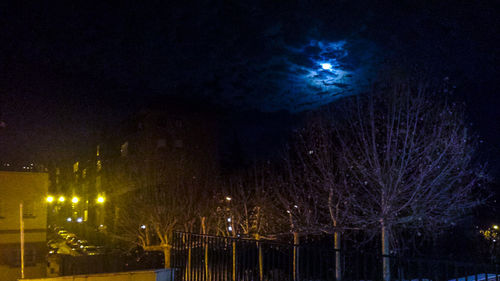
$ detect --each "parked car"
[70,247,84,256]
[53,226,65,233]
[78,239,89,248]
[66,237,79,248]
[58,230,69,238]
[82,246,101,256]
[47,239,58,248]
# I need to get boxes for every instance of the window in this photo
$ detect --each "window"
[9,248,37,267]
[174,139,183,148]
[0,199,5,218]
[175,119,183,128]
[23,200,35,218]
[156,138,166,149]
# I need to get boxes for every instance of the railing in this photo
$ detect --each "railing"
[171,232,299,281]
[171,231,499,281]
[56,231,499,281]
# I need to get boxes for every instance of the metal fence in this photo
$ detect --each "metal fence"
[170,231,499,281]
[55,231,499,281]
[171,232,297,281]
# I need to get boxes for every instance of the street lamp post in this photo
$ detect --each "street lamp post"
[19,203,24,279]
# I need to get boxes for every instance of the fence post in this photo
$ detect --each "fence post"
[382,225,391,281]
[334,231,342,281]
[256,234,264,281]
[204,236,209,281]
[232,238,237,281]
[186,234,192,281]
[293,232,300,281]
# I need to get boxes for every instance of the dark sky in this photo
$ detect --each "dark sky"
[0,1,499,174]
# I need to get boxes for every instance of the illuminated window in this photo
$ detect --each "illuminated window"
[121,142,129,157]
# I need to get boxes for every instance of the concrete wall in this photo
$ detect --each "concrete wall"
[2,264,46,281]
[0,171,49,241]
[20,269,175,281]
[0,171,49,281]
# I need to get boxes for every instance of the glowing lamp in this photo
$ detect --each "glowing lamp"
[66,217,72,222]
[494,225,499,230]
[97,196,105,203]
[72,197,79,203]
[58,196,65,202]
[46,196,54,203]
[321,63,332,70]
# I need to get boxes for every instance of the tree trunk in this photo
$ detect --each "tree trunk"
[382,224,390,281]
[164,246,171,269]
[293,232,300,281]
[334,231,342,281]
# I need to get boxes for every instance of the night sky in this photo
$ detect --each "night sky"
[0,1,499,180]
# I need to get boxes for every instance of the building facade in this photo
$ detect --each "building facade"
[0,171,49,281]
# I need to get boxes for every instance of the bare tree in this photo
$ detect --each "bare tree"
[117,181,180,268]
[178,168,219,280]
[216,165,282,281]
[216,165,281,239]
[276,152,323,281]
[278,114,358,281]
[333,83,487,281]
[114,153,215,268]
[278,146,323,236]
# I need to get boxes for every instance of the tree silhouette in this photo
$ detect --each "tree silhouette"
[333,83,488,281]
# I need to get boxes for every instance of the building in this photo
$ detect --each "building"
[103,107,219,231]
[0,171,49,281]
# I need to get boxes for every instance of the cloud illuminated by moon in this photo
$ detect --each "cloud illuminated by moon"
[212,38,378,112]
